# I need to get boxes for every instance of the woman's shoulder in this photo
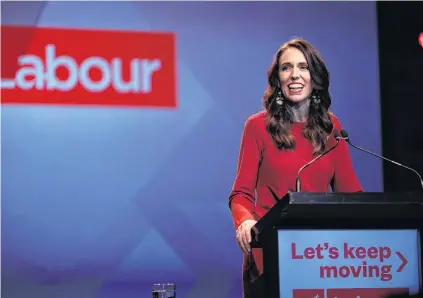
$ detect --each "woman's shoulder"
[247,110,267,121]
[245,110,267,130]
[329,112,343,130]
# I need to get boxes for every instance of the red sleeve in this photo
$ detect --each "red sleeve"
[229,117,262,230]
[331,115,363,192]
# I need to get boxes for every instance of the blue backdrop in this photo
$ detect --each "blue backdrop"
[1,1,382,298]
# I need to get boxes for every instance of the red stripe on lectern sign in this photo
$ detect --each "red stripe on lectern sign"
[293,288,408,298]
[1,25,177,108]
[327,287,409,298]
[293,289,325,298]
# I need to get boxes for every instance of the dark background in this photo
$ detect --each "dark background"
[377,1,423,192]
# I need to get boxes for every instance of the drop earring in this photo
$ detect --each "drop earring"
[311,93,321,104]
[275,90,284,106]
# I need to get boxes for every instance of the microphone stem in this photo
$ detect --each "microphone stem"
[296,140,340,192]
[347,141,423,190]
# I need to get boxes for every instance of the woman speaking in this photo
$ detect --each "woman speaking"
[228,38,363,298]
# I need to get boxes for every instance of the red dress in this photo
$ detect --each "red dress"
[228,111,363,298]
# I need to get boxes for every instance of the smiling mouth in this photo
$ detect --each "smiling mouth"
[288,84,304,91]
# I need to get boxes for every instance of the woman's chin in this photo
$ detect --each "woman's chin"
[285,96,309,104]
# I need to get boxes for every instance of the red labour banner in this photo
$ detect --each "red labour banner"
[1,25,177,108]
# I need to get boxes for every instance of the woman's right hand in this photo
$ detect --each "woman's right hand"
[236,219,257,254]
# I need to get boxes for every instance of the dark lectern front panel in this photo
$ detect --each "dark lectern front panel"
[277,229,421,298]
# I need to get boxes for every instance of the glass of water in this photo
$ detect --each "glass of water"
[152,283,163,298]
[164,283,176,298]
[152,283,176,298]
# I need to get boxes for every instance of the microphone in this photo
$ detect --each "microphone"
[295,130,341,192]
[340,129,423,190]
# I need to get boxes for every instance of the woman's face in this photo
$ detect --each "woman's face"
[278,47,312,103]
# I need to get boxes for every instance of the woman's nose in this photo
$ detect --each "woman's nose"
[291,67,300,80]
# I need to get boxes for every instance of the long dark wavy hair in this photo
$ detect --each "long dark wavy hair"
[262,38,333,155]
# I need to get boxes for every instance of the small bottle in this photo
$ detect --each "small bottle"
[164,283,176,298]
